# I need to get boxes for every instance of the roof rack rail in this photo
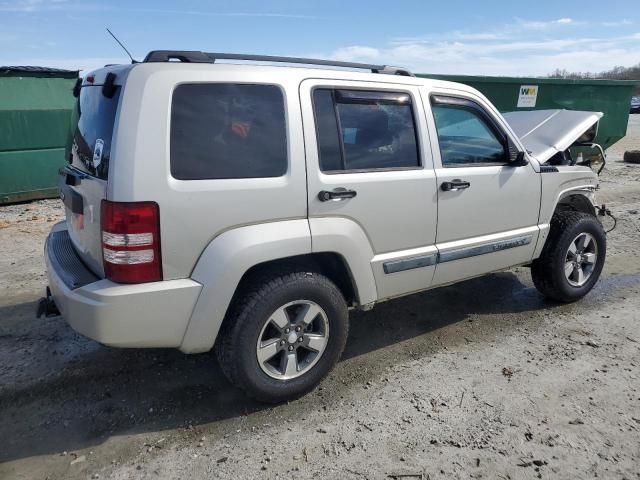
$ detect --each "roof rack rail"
[142,50,414,76]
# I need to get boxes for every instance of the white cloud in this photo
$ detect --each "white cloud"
[390,17,586,48]
[331,46,381,62]
[518,17,583,30]
[0,2,317,18]
[123,8,316,18]
[0,0,69,12]
[451,32,504,41]
[393,31,506,44]
[320,21,639,76]
[602,19,633,27]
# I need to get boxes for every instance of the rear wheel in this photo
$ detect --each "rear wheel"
[531,211,606,303]
[216,270,348,403]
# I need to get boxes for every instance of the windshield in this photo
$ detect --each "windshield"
[66,85,121,180]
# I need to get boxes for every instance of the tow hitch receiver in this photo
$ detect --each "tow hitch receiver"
[37,287,60,318]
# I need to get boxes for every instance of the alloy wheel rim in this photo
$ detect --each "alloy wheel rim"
[564,232,598,287]
[256,300,329,380]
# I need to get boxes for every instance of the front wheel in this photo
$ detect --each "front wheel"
[531,211,606,303]
[215,270,348,403]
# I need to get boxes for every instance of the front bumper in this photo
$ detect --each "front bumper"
[45,222,202,348]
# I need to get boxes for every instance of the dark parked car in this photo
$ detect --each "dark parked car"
[631,96,640,114]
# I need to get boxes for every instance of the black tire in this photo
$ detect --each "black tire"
[623,150,640,164]
[531,211,606,303]
[215,270,348,403]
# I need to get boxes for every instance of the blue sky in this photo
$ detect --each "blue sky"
[0,0,638,76]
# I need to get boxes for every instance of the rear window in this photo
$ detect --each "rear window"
[68,86,121,180]
[170,83,287,180]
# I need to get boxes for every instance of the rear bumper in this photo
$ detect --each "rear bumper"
[45,223,202,348]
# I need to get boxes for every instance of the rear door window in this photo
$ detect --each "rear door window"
[313,88,420,172]
[170,84,287,180]
[69,86,121,180]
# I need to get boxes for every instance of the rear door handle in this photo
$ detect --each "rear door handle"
[318,189,357,202]
[441,179,471,192]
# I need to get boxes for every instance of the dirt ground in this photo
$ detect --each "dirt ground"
[1,116,639,480]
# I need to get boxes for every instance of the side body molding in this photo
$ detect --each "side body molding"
[180,220,312,353]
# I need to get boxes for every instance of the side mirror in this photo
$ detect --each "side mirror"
[507,137,528,166]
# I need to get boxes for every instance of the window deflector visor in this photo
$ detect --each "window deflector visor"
[335,90,411,105]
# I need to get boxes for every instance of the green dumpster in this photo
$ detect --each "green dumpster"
[0,66,78,204]
[418,74,638,149]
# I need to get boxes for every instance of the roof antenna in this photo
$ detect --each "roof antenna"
[106,27,138,64]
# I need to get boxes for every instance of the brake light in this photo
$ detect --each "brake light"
[101,200,162,283]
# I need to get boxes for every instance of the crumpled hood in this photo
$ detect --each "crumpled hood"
[502,109,603,163]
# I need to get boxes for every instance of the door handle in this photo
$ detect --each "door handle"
[441,179,470,192]
[318,189,357,202]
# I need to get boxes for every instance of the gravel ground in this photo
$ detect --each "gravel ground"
[1,116,639,480]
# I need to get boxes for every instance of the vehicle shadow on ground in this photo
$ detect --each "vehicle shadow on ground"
[1,270,631,464]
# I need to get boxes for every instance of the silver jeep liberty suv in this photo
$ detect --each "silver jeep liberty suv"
[42,50,607,402]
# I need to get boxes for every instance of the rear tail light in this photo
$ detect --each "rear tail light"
[101,200,162,283]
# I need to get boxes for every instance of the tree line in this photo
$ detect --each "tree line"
[548,63,640,93]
